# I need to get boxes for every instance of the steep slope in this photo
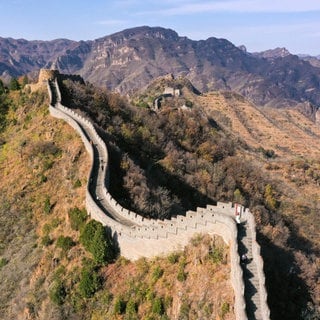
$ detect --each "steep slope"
[0,85,235,320]
[1,26,320,108]
[0,88,90,319]
[124,77,320,319]
[60,74,320,319]
[1,73,319,319]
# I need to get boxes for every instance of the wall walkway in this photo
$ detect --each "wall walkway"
[47,76,270,320]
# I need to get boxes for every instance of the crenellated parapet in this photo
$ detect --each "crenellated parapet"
[46,74,270,320]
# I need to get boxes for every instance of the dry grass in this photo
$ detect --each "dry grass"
[197,91,320,247]
[0,89,90,319]
[96,234,234,320]
[0,89,234,320]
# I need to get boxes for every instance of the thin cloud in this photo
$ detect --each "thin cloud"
[143,0,320,16]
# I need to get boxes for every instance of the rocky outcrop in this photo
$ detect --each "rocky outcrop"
[2,26,320,109]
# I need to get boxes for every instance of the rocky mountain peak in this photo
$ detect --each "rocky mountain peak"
[253,47,291,59]
[99,26,180,44]
[1,26,320,109]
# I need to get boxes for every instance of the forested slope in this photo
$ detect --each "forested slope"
[61,77,320,320]
[0,81,234,320]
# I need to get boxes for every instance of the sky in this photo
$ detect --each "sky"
[1,0,320,55]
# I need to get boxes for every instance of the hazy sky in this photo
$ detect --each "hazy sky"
[1,0,320,55]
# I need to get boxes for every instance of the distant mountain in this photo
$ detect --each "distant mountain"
[0,37,76,79]
[1,26,320,108]
[252,47,291,59]
[298,54,320,68]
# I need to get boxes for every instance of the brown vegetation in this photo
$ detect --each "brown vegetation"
[61,78,320,319]
[0,86,234,320]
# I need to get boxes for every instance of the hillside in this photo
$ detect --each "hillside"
[0,84,235,320]
[61,75,320,320]
[0,74,319,319]
[1,26,320,109]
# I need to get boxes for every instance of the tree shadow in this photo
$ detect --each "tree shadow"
[258,232,312,320]
[107,141,216,218]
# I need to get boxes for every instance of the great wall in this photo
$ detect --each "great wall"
[40,69,270,320]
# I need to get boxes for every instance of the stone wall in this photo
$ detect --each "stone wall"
[47,76,271,320]
[246,211,271,320]
[39,69,60,83]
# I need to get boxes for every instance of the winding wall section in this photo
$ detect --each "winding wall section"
[47,75,270,320]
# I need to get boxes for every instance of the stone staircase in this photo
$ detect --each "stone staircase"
[238,218,264,320]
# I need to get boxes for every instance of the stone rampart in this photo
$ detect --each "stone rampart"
[246,211,271,320]
[39,69,60,83]
[46,75,272,320]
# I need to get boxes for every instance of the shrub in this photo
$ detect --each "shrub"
[43,158,54,171]
[56,236,75,251]
[152,297,164,315]
[80,220,115,264]
[114,296,126,315]
[73,179,82,188]
[264,184,279,211]
[220,302,230,318]
[167,252,180,264]
[179,301,190,320]
[185,100,193,108]
[125,298,138,319]
[257,147,276,159]
[78,267,101,298]
[177,268,187,282]
[39,174,47,183]
[208,246,224,264]
[152,265,164,282]
[233,188,245,205]
[44,196,52,214]
[41,234,53,246]
[49,280,66,305]
[190,234,204,246]
[9,77,20,91]
[68,207,87,231]
[0,257,8,268]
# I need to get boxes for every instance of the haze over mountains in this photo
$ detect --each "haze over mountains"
[1,26,320,109]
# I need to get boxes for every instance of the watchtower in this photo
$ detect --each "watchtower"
[38,69,59,83]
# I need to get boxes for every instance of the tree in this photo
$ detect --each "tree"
[80,220,116,264]
[0,79,5,95]
[9,77,20,91]
[68,207,87,231]
[264,184,278,211]
[125,298,138,319]
[233,188,245,205]
[21,75,29,87]
[78,267,101,298]
[80,220,100,249]
[114,296,126,315]
[152,297,164,315]
[56,236,75,251]
[49,280,66,305]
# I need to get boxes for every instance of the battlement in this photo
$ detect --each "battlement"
[47,78,270,320]
[28,69,84,93]
[38,69,60,83]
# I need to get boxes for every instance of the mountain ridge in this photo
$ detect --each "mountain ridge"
[1,26,320,109]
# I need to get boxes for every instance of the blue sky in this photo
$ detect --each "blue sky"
[1,0,320,55]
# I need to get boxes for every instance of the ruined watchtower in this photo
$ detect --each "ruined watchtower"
[27,68,60,92]
[38,69,59,83]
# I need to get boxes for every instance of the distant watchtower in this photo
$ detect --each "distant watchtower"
[38,69,59,83]
[27,68,60,92]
